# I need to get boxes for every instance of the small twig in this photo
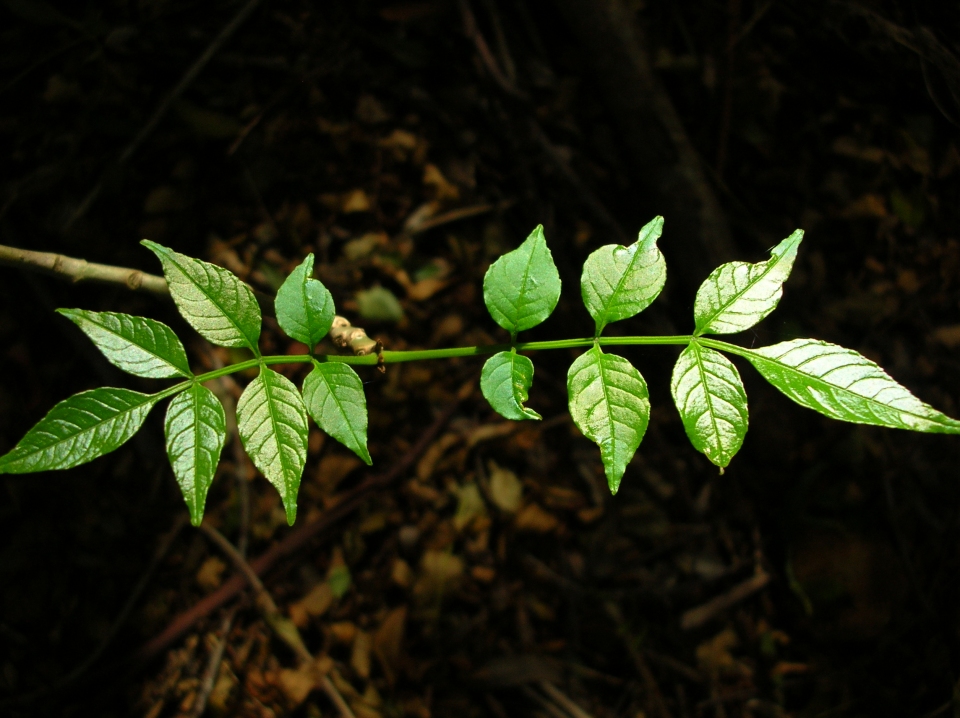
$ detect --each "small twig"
[715,0,741,179]
[538,681,594,718]
[679,569,770,631]
[320,675,358,718]
[0,515,187,709]
[458,0,629,244]
[64,0,264,229]
[198,522,312,663]
[458,0,527,99]
[520,685,571,718]
[480,0,517,84]
[604,602,673,718]
[0,244,168,295]
[134,387,468,664]
[185,604,239,718]
[197,522,355,718]
[405,200,513,235]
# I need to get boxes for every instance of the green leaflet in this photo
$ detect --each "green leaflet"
[743,339,960,434]
[237,367,309,524]
[302,362,372,464]
[671,341,748,469]
[275,253,335,348]
[164,383,227,526]
[58,309,191,379]
[0,388,158,473]
[481,350,541,421]
[581,215,666,335]
[141,240,261,352]
[567,346,650,494]
[483,225,561,338]
[694,230,803,335]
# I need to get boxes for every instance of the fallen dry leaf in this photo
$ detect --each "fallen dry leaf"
[195,556,227,592]
[454,483,487,531]
[423,163,459,202]
[414,550,464,602]
[374,606,407,684]
[351,629,373,679]
[487,461,523,513]
[329,621,358,645]
[390,558,413,588]
[514,503,559,533]
[288,581,335,628]
[932,324,960,348]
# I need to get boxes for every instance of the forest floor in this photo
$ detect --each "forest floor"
[1,1,960,717]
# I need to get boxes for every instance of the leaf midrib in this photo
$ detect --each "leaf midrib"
[160,246,260,352]
[696,243,793,334]
[314,364,367,462]
[748,349,960,432]
[0,390,157,468]
[691,343,725,463]
[596,242,649,333]
[72,311,190,377]
[261,369,299,495]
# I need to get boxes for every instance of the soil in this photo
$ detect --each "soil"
[1,1,959,717]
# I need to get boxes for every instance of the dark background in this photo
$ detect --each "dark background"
[1,1,959,716]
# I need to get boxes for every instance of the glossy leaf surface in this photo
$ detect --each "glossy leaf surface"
[671,341,748,468]
[164,383,226,526]
[483,225,561,337]
[567,346,650,493]
[0,388,158,473]
[58,309,191,378]
[302,362,372,464]
[581,215,666,334]
[237,367,309,524]
[694,230,803,335]
[275,253,335,348]
[481,350,541,421]
[745,339,960,433]
[142,240,261,351]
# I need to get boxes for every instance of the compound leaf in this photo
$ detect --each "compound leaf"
[58,309,191,379]
[481,350,541,421]
[141,240,261,351]
[567,346,650,494]
[483,225,561,337]
[164,383,226,526]
[671,341,748,469]
[302,362,372,465]
[275,253,335,348]
[237,367,309,524]
[581,215,666,334]
[0,388,159,473]
[745,339,960,433]
[694,229,803,335]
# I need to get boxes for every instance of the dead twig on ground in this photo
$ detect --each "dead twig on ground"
[679,569,770,631]
[64,0,265,229]
[133,383,470,665]
[198,522,355,717]
[604,602,674,718]
[184,604,238,718]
